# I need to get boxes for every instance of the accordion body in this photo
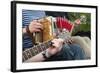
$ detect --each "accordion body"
[34,17,54,44]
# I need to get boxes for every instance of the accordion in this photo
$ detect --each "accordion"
[34,16,55,45]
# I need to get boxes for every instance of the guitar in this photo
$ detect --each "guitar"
[22,29,70,62]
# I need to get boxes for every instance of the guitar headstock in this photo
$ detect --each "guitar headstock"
[57,28,71,41]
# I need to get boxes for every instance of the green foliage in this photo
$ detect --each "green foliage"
[67,12,91,34]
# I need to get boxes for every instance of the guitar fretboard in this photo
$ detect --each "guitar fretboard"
[22,40,52,62]
[22,29,71,62]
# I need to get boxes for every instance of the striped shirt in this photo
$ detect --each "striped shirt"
[22,10,46,50]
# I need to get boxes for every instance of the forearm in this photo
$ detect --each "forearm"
[24,52,46,62]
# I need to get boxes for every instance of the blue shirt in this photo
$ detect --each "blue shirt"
[22,10,46,50]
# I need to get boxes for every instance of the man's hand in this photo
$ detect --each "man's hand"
[47,38,64,56]
[28,20,43,33]
[66,38,74,44]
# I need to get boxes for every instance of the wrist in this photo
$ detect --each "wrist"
[26,26,32,34]
[23,28,27,34]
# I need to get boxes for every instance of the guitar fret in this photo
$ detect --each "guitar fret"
[33,46,39,55]
[28,49,33,57]
[30,48,36,56]
[47,41,52,47]
[22,52,28,61]
[41,44,46,51]
[23,40,52,62]
[25,50,32,59]
[44,42,48,49]
[46,41,51,47]
[22,53,25,62]
[36,45,43,53]
[40,46,44,51]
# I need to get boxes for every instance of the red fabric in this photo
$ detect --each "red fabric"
[56,17,73,32]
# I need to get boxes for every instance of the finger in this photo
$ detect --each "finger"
[50,45,56,48]
[50,42,54,45]
[34,25,43,30]
[51,40,57,48]
[50,41,55,47]
[52,39,64,45]
[68,39,73,44]
[34,28,41,32]
[31,20,43,27]
[52,42,62,49]
[32,22,42,27]
[69,38,73,43]
[35,22,43,26]
[69,40,72,44]
[35,24,43,29]
[70,39,73,43]
[66,39,71,44]
[66,40,69,43]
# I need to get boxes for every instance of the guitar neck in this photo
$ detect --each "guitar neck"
[22,28,71,62]
[22,40,52,62]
